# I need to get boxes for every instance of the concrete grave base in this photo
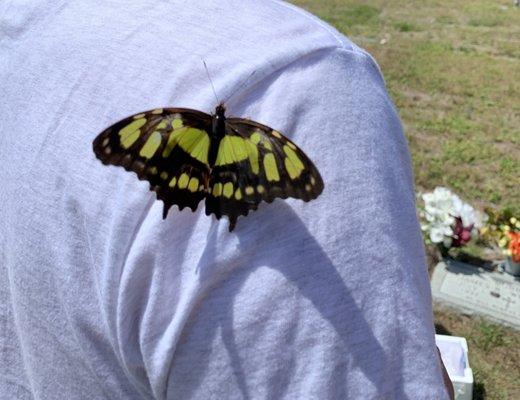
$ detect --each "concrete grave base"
[431,259,520,330]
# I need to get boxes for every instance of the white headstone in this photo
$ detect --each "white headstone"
[431,259,520,329]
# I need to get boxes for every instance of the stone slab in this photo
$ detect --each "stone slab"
[431,259,520,330]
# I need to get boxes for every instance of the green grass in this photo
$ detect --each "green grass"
[291,1,520,398]
[393,21,420,32]
[435,308,520,400]
[477,320,506,351]
[291,0,520,214]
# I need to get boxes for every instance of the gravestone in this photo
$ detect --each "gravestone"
[431,259,520,329]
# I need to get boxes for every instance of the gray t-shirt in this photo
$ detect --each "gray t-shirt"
[0,0,448,399]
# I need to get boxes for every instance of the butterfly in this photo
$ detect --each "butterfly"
[92,103,324,231]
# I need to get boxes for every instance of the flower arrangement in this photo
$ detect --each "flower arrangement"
[418,188,519,274]
[481,208,520,258]
[494,217,520,275]
[418,187,486,252]
[492,214,520,263]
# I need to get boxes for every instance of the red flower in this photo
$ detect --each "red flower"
[451,217,473,247]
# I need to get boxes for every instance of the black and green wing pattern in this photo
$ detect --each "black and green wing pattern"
[93,108,212,218]
[93,107,324,231]
[205,118,323,230]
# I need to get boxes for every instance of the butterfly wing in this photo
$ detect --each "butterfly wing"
[205,118,324,231]
[93,108,212,218]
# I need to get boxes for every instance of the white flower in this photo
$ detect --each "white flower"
[430,224,453,243]
[453,201,486,229]
[421,187,457,243]
[418,186,487,248]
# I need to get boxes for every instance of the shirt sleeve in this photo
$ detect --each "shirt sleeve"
[116,46,450,399]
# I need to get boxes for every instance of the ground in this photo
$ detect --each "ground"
[291,1,520,398]
[435,307,520,399]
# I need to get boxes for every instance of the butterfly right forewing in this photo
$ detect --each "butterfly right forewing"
[205,118,323,230]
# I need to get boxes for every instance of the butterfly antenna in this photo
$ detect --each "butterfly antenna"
[223,70,256,105]
[203,60,220,105]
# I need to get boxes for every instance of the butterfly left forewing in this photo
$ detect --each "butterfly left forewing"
[93,108,212,217]
[205,118,323,230]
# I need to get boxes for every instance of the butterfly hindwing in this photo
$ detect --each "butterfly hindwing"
[93,108,212,217]
[205,118,324,230]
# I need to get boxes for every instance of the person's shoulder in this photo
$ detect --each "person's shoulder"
[222,0,381,79]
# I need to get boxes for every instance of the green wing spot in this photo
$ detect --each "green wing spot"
[140,131,162,158]
[178,173,189,189]
[163,127,187,157]
[245,140,259,174]
[216,136,248,165]
[162,127,209,164]
[223,182,234,198]
[172,118,183,129]
[119,118,147,149]
[188,177,199,192]
[286,141,297,150]
[285,159,301,179]
[156,121,168,130]
[212,182,223,196]
[251,131,272,150]
[283,145,305,179]
[250,132,262,144]
[121,130,141,149]
[263,153,280,182]
[215,136,260,174]
[178,128,210,164]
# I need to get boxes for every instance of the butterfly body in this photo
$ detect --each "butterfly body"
[93,104,323,231]
[208,104,227,165]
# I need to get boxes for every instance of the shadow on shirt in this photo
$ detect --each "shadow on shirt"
[168,201,408,399]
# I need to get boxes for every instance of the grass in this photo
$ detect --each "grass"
[435,308,520,400]
[291,0,520,214]
[291,1,520,398]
